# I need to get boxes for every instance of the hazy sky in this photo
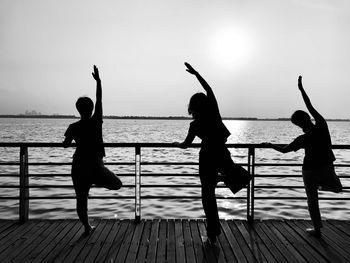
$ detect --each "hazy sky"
[1,0,349,118]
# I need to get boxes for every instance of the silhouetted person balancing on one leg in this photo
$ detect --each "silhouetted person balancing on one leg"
[63,65,122,235]
[264,76,342,237]
[174,62,252,243]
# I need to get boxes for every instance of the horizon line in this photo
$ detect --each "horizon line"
[0,114,349,122]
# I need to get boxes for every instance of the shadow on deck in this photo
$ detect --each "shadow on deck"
[0,219,349,263]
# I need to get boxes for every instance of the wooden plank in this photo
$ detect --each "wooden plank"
[156,220,167,263]
[0,222,20,243]
[258,220,303,263]
[103,220,131,263]
[93,220,121,263]
[146,219,160,263]
[0,221,36,256]
[189,220,206,263]
[182,219,196,263]
[0,221,15,233]
[226,220,259,263]
[115,220,138,263]
[197,219,217,263]
[270,220,327,263]
[166,219,176,263]
[38,220,81,263]
[220,220,246,263]
[0,220,51,263]
[125,220,145,263]
[135,220,152,263]
[240,220,278,263]
[72,219,108,263]
[84,219,116,263]
[298,220,350,262]
[328,220,350,237]
[323,221,350,254]
[203,220,226,263]
[250,221,287,263]
[7,220,61,263]
[232,220,269,263]
[263,220,307,263]
[25,220,71,262]
[287,220,348,263]
[0,219,349,262]
[175,219,186,263]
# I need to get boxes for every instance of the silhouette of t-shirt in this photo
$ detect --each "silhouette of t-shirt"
[185,86,230,149]
[189,118,230,148]
[64,117,105,160]
[289,116,335,170]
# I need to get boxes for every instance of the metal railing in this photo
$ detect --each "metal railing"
[0,142,349,223]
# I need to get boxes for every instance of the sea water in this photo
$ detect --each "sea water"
[0,118,349,220]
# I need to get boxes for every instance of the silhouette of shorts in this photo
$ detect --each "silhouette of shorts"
[72,158,122,191]
[303,165,342,193]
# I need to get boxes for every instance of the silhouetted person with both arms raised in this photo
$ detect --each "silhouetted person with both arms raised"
[175,62,251,243]
[63,65,122,235]
[265,76,342,237]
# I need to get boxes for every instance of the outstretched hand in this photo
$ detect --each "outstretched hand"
[298,75,303,90]
[92,65,101,82]
[184,62,197,75]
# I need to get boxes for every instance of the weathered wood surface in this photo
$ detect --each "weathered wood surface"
[0,219,349,263]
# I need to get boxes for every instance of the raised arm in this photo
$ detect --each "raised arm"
[185,62,220,116]
[92,65,102,120]
[298,76,323,121]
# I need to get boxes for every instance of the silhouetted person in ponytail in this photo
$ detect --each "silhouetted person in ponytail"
[63,65,122,235]
[264,76,342,237]
[175,62,251,243]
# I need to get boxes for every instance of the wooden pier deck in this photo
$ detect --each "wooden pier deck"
[0,219,349,263]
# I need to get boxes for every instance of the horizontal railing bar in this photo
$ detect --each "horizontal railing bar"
[253,197,350,200]
[0,197,19,200]
[1,142,350,149]
[1,173,346,179]
[25,187,135,189]
[26,174,136,177]
[140,196,246,199]
[141,162,198,166]
[2,185,349,191]
[1,196,349,201]
[0,163,20,166]
[27,162,135,166]
[27,196,135,199]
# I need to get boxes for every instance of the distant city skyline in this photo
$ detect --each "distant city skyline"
[1,0,350,119]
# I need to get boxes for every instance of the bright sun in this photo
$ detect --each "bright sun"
[209,26,254,70]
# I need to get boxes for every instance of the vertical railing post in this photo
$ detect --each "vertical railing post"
[19,146,29,223]
[135,146,141,223]
[247,147,255,223]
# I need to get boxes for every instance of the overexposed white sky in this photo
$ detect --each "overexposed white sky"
[0,0,349,118]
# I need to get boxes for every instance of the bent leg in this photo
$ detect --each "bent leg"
[319,165,342,193]
[94,162,122,190]
[219,149,252,194]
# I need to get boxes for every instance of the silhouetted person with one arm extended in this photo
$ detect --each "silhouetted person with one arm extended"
[174,62,251,243]
[264,76,342,237]
[63,65,122,235]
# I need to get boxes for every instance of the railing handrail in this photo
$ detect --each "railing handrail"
[0,142,349,223]
[1,142,350,149]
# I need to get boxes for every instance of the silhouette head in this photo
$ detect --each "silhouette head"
[291,110,313,132]
[188,93,208,119]
[76,97,94,119]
